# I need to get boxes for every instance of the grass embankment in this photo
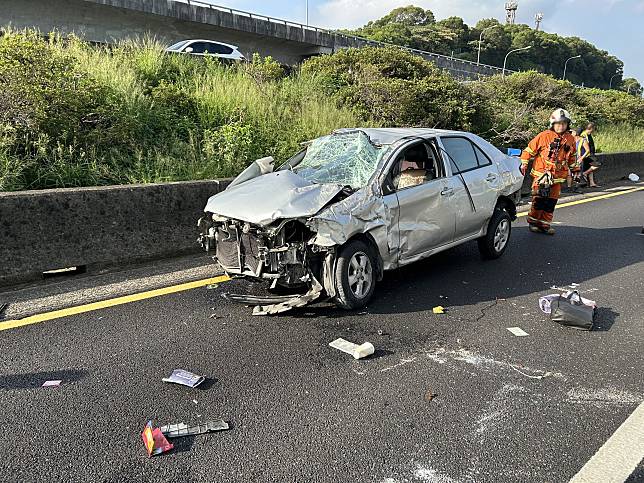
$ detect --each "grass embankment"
[1,31,642,192]
[594,124,644,153]
[0,33,359,191]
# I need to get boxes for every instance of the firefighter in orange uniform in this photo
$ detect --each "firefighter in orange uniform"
[520,109,577,235]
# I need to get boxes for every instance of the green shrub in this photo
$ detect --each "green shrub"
[301,46,477,129]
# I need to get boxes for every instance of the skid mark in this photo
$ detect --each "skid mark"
[381,357,418,373]
[423,347,565,381]
[475,384,526,435]
[566,387,642,407]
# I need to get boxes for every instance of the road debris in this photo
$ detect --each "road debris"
[0,303,8,319]
[41,380,62,388]
[628,173,640,182]
[329,338,375,360]
[162,369,205,388]
[206,284,219,290]
[424,390,437,402]
[160,420,229,438]
[142,421,173,457]
[551,291,596,330]
[432,306,446,314]
[540,292,596,314]
[507,327,529,337]
[510,364,553,380]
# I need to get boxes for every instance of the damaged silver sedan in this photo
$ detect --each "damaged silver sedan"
[198,128,524,314]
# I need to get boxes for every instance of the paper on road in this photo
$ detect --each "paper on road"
[329,338,375,360]
[162,369,205,388]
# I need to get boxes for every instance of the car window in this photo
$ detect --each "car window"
[207,42,234,55]
[185,42,207,53]
[441,137,479,175]
[387,141,443,191]
[472,143,493,167]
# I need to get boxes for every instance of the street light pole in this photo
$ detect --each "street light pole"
[609,73,621,89]
[563,55,582,81]
[503,46,531,78]
[477,26,496,66]
[306,0,309,26]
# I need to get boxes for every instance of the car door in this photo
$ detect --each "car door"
[381,140,457,262]
[438,136,501,240]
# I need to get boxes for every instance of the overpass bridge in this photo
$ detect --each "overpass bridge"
[2,0,506,79]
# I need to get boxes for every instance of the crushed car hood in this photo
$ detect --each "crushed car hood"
[204,170,345,226]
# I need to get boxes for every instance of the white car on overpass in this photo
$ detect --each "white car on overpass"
[165,39,245,61]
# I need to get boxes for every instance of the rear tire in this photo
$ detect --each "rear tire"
[333,240,377,310]
[478,208,512,260]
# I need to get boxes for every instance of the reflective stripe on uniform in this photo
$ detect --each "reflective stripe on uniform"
[525,147,536,155]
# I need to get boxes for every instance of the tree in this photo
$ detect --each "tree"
[372,6,435,27]
[347,6,629,89]
[621,78,643,97]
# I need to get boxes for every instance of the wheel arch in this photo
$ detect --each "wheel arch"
[496,195,518,221]
[344,232,384,281]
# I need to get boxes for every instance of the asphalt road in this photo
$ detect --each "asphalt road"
[1,189,643,483]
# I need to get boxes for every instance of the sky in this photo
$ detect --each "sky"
[210,0,644,81]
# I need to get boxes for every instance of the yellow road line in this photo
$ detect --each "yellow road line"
[2,185,642,333]
[0,275,230,332]
[517,186,644,217]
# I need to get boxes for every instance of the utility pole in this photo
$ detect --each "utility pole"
[609,73,621,89]
[505,2,518,25]
[534,13,543,31]
[477,26,497,65]
[305,0,309,26]
[563,55,581,81]
[503,45,531,78]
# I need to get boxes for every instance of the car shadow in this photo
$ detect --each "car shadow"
[360,225,642,321]
[229,225,640,328]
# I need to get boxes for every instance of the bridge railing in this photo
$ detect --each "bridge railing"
[179,0,509,74]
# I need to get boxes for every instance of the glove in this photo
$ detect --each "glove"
[520,164,527,176]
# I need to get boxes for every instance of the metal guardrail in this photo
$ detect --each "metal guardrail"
[179,0,509,73]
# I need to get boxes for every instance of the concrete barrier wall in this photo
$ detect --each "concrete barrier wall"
[520,151,643,195]
[1,151,641,287]
[0,179,229,287]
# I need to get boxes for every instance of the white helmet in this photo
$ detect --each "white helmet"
[549,108,572,127]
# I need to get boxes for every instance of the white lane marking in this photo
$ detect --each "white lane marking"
[569,401,644,483]
[507,327,529,337]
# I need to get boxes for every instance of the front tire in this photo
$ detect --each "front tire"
[333,240,377,310]
[478,208,512,260]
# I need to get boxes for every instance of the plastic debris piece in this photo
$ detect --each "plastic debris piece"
[628,173,640,182]
[142,421,174,457]
[507,327,529,337]
[432,306,446,314]
[539,292,596,314]
[159,420,230,438]
[329,338,375,360]
[425,390,437,402]
[42,380,62,388]
[162,369,205,388]
[0,303,7,318]
[206,284,219,290]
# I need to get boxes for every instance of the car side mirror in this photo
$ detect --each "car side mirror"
[184,47,194,53]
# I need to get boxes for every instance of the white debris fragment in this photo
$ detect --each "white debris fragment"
[329,338,375,360]
[507,327,529,337]
[628,173,640,182]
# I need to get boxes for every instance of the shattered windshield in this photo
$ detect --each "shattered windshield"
[289,131,386,189]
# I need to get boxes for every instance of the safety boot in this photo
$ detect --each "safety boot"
[544,227,556,235]
[529,225,541,234]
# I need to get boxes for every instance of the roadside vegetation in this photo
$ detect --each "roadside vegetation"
[1,30,643,191]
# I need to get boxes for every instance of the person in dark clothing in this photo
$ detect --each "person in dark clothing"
[580,123,601,188]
